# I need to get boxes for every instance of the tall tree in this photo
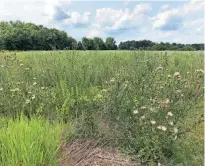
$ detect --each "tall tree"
[93,37,106,50]
[105,37,117,50]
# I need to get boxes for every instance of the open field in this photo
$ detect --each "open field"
[0,51,204,166]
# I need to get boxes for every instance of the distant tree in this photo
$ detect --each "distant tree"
[182,45,196,51]
[0,38,5,50]
[77,41,85,50]
[93,37,106,50]
[82,37,95,50]
[105,37,117,50]
[0,20,73,50]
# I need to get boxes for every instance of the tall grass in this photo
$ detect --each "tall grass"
[0,116,62,166]
[0,51,203,165]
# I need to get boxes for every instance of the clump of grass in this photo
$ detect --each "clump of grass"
[0,116,62,166]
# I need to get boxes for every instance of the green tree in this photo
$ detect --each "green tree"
[105,37,117,50]
[93,37,106,50]
[0,38,5,50]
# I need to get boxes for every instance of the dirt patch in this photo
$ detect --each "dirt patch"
[58,139,140,166]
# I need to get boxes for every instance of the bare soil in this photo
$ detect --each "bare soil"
[58,139,141,166]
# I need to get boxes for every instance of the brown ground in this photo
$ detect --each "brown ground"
[58,139,141,166]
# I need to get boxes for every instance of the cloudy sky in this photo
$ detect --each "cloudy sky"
[0,0,204,44]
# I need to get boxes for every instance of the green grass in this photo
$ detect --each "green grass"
[0,116,62,166]
[0,50,203,165]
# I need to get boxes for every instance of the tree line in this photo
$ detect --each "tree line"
[0,21,203,51]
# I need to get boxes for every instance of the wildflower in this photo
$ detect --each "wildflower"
[150,108,155,112]
[157,125,167,131]
[33,77,36,80]
[158,99,169,108]
[173,135,178,140]
[10,88,20,92]
[168,74,172,78]
[133,110,139,114]
[173,128,178,133]
[158,163,161,166]
[1,65,4,68]
[110,78,115,83]
[25,99,31,104]
[140,115,145,120]
[151,120,156,125]
[187,72,190,75]
[173,72,180,77]
[31,95,35,100]
[141,106,146,109]
[102,89,107,92]
[41,87,45,90]
[96,94,103,98]
[167,112,173,117]
[156,66,163,71]
[28,91,32,94]
[33,82,37,86]
[176,90,181,93]
[116,73,120,76]
[168,121,174,126]
[195,69,204,73]
[20,63,24,66]
[173,72,181,80]
[0,87,3,91]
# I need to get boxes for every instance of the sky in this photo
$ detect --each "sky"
[0,0,204,44]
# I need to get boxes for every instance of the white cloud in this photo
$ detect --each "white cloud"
[63,12,91,28]
[0,0,71,26]
[162,4,169,11]
[153,0,204,31]
[86,24,103,38]
[96,3,152,33]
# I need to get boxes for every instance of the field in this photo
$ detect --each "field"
[0,51,204,166]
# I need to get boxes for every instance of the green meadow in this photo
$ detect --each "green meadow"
[0,51,203,165]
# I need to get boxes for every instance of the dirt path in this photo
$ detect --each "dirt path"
[58,139,140,166]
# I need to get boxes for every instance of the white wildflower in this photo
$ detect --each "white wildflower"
[157,125,167,131]
[140,115,145,120]
[110,78,115,83]
[33,82,37,86]
[173,72,180,77]
[25,99,31,104]
[168,121,174,126]
[10,88,20,92]
[31,95,35,100]
[20,63,24,66]
[102,89,107,92]
[173,128,178,133]
[41,87,45,90]
[141,106,146,109]
[33,77,36,80]
[150,120,156,125]
[156,66,163,71]
[0,87,3,91]
[133,110,139,114]
[28,91,32,94]
[176,90,181,93]
[167,112,173,117]
[168,74,172,78]
[1,65,4,68]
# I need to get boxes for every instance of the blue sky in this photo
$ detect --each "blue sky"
[0,0,204,44]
